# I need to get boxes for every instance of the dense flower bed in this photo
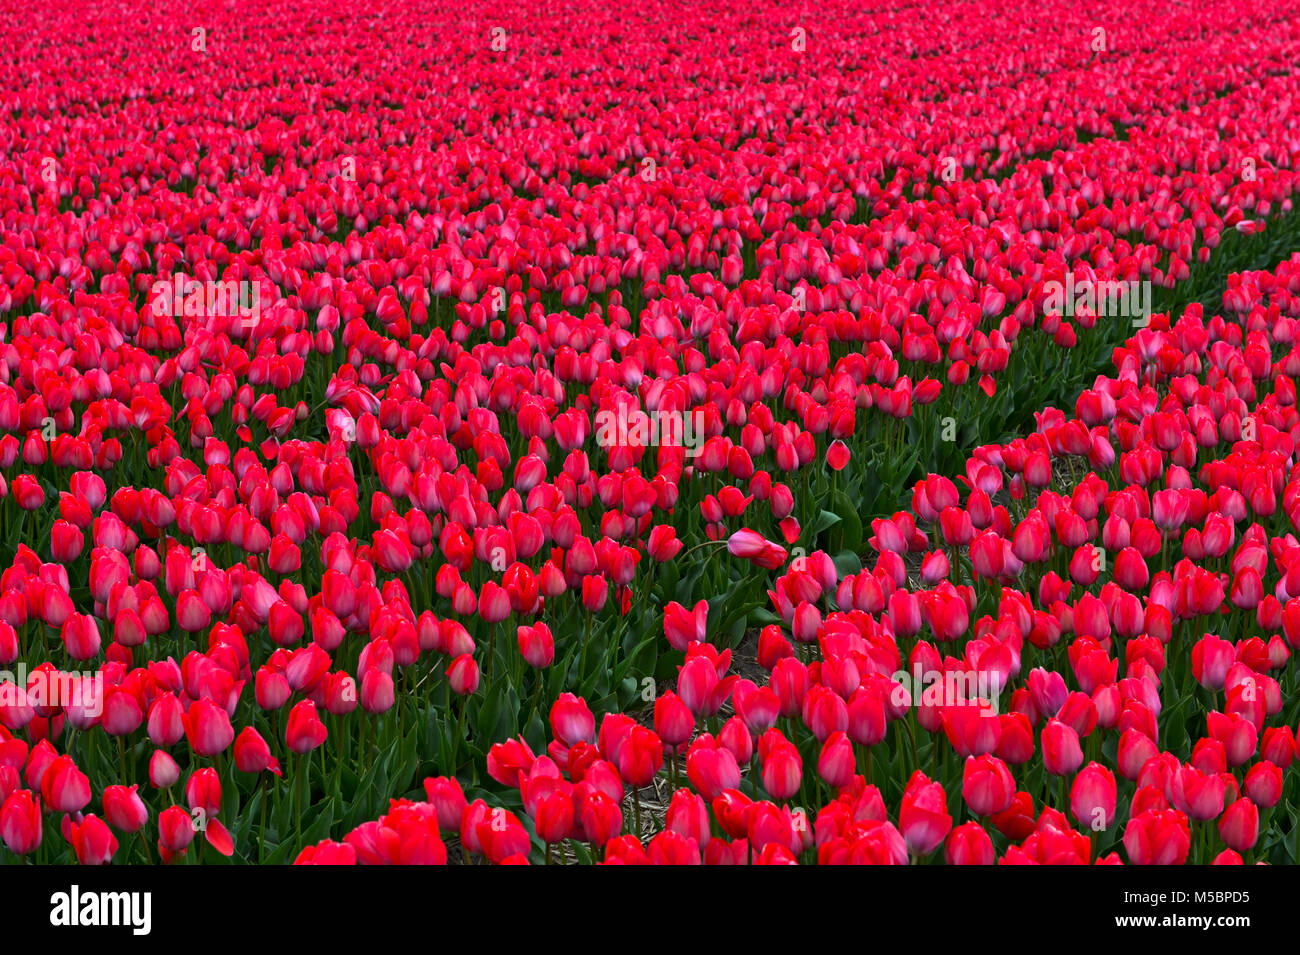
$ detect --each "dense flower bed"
[2,0,1300,864]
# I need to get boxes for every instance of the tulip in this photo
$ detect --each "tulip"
[285,700,327,754]
[103,784,149,833]
[233,727,283,776]
[817,732,856,788]
[1170,765,1225,821]
[945,822,995,865]
[446,654,480,695]
[159,805,197,853]
[149,750,181,789]
[0,790,41,855]
[1124,809,1191,865]
[40,755,91,813]
[1069,762,1117,832]
[899,771,952,856]
[68,815,119,865]
[962,754,1015,816]
[1041,719,1084,776]
[1218,798,1258,853]
[516,623,554,668]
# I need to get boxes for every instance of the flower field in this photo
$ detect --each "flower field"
[3,0,1300,867]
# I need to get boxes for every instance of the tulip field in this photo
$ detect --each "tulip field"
[6,0,1300,870]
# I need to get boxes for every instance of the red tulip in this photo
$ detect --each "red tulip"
[945,822,995,865]
[1124,809,1190,865]
[962,754,1015,816]
[285,700,327,754]
[68,814,119,865]
[1218,797,1258,853]
[102,784,149,833]
[0,790,41,855]
[40,755,91,813]
[899,771,952,856]
[233,727,283,777]
[182,699,235,756]
[1041,719,1084,776]
[1069,762,1117,832]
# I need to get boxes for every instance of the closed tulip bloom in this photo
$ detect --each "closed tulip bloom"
[615,726,663,789]
[676,655,722,717]
[817,732,856,789]
[761,740,802,801]
[149,749,181,789]
[1243,761,1283,808]
[113,608,147,649]
[847,687,887,746]
[577,790,622,847]
[184,769,223,823]
[802,684,849,741]
[1171,764,1225,821]
[1124,809,1190,865]
[233,727,282,776]
[826,440,851,471]
[446,654,480,695]
[286,643,332,692]
[516,623,554,668]
[101,685,144,737]
[962,754,1015,816]
[175,590,211,633]
[423,777,469,832]
[580,575,608,613]
[255,667,292,710]
[12,475,44,510]
[665,790,711,848]
[478,581,511,623]
[1041,719,1084,775]
[995,712,1035,765]
[102,784,149,832]
[182,698,234,756]
[945,822,995,865]
[41,755,91,813]
[158,805,196,852]
[69,814,118,865]
[899,771,952,856]
[1191,635,1235,691]
[360,669,395,714]
[686,744,741,801]
[653,691,695,749]
[1070,762,1117,831]
[285,700,327,754]
[549,693,595,748]
[50,520,84,562]
[1206,711,1257,767]
[0,790,41,855]
[1055,691,1098,739]
[1117,729,1159,781]
[268,601,304,646]
[942,703,1002,757]
[1218,798,1258,853]
[61,614,101,660]
[323,672,359,716]
[533,790,575,844]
